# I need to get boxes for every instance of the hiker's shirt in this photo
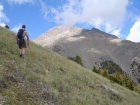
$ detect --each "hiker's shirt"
[23,30,28,39]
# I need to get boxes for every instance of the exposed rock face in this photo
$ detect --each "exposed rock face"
[33,26,140,83]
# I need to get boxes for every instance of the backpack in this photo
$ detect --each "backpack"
[17,29,24,39]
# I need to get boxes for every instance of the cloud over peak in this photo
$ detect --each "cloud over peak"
[42,0,129,34]
[126,19,140,42]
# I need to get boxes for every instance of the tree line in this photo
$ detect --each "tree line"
[68,55,140,94]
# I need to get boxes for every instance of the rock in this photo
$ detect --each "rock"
[96,84,119,95]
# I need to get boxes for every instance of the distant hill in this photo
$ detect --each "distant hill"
[0,26,140,105]
[33,26,140,84]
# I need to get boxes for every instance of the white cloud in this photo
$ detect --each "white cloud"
[0,22,6,27]
[11,24,22,33]
[42,0,129,34]
[7,0,34,5]
[0,5,9,27]
[126,20,140,42]
[111,28,121,38]
[39,0,49,19]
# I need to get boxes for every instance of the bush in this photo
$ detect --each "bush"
[74,55,83,66]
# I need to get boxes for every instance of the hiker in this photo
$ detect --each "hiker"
[16,25,29,58]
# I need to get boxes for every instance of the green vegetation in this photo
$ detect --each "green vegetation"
[68,55,83,66]
[92,63,140,93]
[99,60,124,74]
[0,26,140,105]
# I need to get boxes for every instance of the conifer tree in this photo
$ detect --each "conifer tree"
[92,66,99,73]
[5,25,10,29]
[74,55,83,66]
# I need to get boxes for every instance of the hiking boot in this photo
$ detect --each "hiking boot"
[20,54,22,57]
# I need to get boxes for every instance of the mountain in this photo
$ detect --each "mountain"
[1,26,140,105]
[33,26,140,83]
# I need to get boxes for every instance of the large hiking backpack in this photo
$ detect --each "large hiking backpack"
[17,29,24,39]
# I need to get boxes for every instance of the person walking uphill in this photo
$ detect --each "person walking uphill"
[16,25,29,58]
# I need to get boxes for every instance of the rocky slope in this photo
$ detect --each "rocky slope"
[33,26,140,83]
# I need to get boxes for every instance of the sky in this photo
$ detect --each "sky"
[0,0,140,42]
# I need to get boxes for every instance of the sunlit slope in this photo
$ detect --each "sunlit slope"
[0,26,140,105]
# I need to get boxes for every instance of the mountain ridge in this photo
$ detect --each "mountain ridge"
[33,26,140,83]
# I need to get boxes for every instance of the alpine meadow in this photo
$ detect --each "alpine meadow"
[1,26,140,105]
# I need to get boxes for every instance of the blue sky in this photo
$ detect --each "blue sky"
[0,0,140,42]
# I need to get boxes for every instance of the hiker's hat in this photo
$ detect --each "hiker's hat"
[22,25,26,28]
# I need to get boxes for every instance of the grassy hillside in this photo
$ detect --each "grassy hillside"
[0,26,140,105]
